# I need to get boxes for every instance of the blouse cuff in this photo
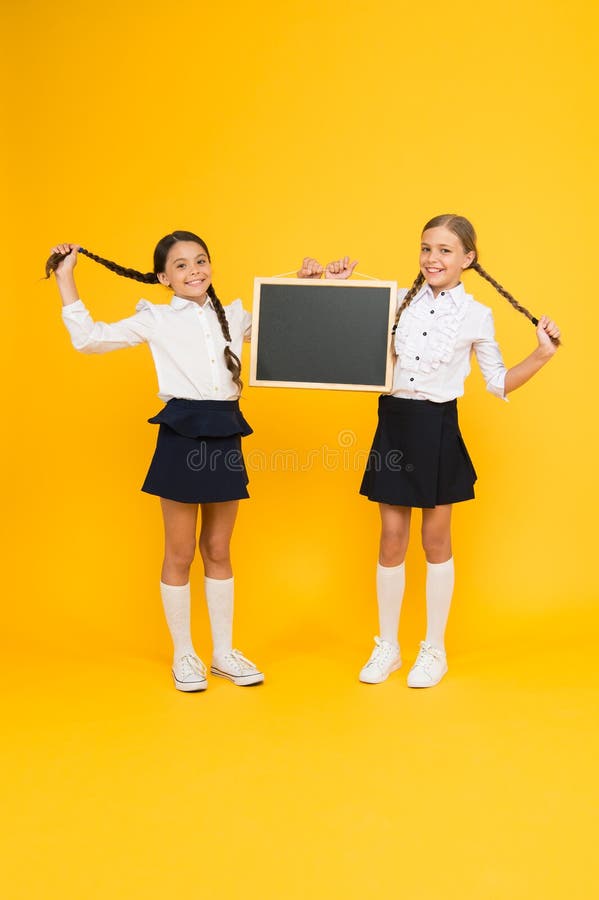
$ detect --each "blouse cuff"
[61,299,86,315]
[487,371,509,402]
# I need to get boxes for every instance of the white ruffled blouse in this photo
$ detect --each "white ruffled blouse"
[392,281,508,403]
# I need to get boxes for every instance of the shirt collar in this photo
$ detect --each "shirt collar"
[170,294,215,311]
[413,280,467,309]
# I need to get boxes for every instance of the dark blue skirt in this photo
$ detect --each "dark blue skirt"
[141,399,253,504]
[359,395,477,508]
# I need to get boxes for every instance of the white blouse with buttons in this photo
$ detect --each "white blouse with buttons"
[392,281,508,403]
[61,295,252,402]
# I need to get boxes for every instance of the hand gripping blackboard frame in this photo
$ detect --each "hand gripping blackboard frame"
[249,278,398,391]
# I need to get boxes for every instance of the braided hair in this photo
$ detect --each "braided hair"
[392,214,560,347]
[45,231,244,390]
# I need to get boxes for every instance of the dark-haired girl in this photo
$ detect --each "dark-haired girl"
[48,235,322,692]
[325,215,560,688]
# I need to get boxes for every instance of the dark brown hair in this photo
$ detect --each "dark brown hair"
[392,214,560,346]
[46,231,243,390]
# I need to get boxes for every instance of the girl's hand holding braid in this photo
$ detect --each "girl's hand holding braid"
[47,243,82,306]
[536,315,561,356]
[47,243,80,278]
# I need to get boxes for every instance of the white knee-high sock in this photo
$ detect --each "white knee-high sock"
[205,576,234,660]
[160,581,196,662]
[376,562,405,647]
[425,558,455,652]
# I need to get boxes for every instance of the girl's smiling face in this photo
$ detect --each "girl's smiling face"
[157,240,212,303]
[419,226,475,297]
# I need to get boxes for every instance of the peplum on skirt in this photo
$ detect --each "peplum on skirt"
[141,398,253,504]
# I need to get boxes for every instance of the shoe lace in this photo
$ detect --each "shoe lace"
[413,642,443,672]
[364,636,396,669]
[223,649,257,674]
[178,654,207,679]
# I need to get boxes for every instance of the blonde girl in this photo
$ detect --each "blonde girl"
[320,215,560,687]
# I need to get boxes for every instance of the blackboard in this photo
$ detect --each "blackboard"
[249,279,397,391]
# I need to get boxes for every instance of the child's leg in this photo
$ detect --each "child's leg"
[159,499,206,690]
[198,502,263,685]
[160,497,199,585]
[198,501,238,657]
[359,504,411,683]
[377,503,411,642]
[407,504,453,688]
[421,504,453,652]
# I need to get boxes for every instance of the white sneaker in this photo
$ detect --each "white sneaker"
[211,649,264,686]
[407,641,448,688]
[172,653,208,692]
[359,636,402,684]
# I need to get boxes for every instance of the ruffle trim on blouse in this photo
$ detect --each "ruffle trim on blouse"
[135,299,157,313]
[147,398,253,438]
[394,287,471,375]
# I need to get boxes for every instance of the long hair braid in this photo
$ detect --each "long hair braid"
[45,230,247,390]
[391,213,560,348]
[45,247,158,283]
[471,261,561,347]
[472,261,535,322]
[391,271,425,337]
[207,284,243,392]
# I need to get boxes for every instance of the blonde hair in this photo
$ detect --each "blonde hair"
[392,214,558,345]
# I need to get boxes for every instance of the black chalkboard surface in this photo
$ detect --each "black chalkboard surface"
[249,279,397,391]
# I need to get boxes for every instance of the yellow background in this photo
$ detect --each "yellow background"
[2,1,597,897]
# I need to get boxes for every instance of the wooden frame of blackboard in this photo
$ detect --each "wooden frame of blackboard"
[249,278,397,391]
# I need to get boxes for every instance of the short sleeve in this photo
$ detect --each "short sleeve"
[223,298,252,342]
[242,307,252,342]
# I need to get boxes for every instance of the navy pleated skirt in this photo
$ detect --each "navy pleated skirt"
[359,395,477,508]
[141,399,253,504]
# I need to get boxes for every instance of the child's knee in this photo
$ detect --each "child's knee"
[380,530,409,563]
[421,531,451,559]
[164,542,196,571]
[198,536,231,566]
